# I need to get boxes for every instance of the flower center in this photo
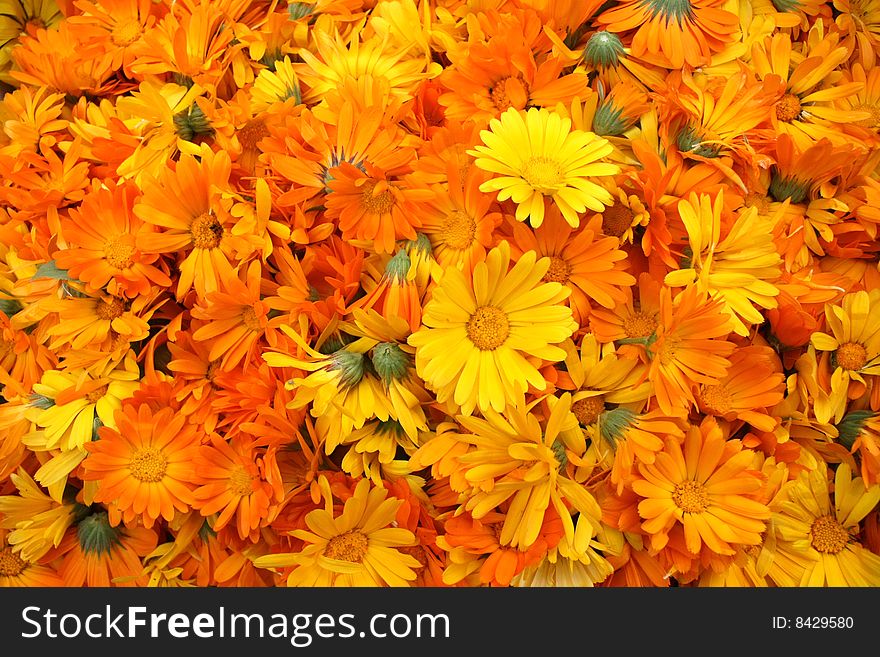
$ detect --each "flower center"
[229,465,255,496]
[86,384,109,403]
[775,93,802,123]
[602,202,634,237]
[542,256,571,284]
[466,306,510,351]
[852,103,880,129]
[104,238,135,269]
[241,306,262,331]
[520,156,563,194]
[129,447,168,483]
[490,75,530,112]
[623,310,658,339]
[672,480,709,514]
[360,180,396,215]
[572,396,605,425]
[237,118,270,151]
[96,296,125,321]
[743,192,771,215]
[111,19,142,46]
[439,209,476,251]
[836,342,868,371]
[190,212,224,249]
[0,546,27,576]
[323,530,369,563]
[699,384,732,415]
[809,515,849,554]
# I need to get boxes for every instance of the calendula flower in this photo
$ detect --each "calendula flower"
[469,107,619,228]
[769,463,880,586]
[409,241,576,415]
[82,404,200,528]
[254,477,421,587]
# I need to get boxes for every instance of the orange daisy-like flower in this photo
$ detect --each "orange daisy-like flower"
[647,285,736,417]
[631,416,771,556]
[596,0,739,69]
[191,260,270,372]
[54,179,171,298]
[82,404,199,528]
[325,162,435,254]
[508,210,635,324]
[134,145,254,299]
[192,433,283,541]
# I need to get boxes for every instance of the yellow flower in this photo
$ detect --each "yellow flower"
[665,191,781,336]
[768,463,880,586]
[408,241,576,415]
[254,477,420,587]
[469,107,620,228]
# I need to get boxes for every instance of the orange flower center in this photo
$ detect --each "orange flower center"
[466,306,509,351]
[96,296,125,321]
[229,465,255,496]
[542,256,571,284]
[0,547,27,576]
[836,342,867,371]
[743,192,771,215]
[111,19,142,46]
[520,156,563,194]
[440,209,476,251]
[490,75,530,112]
[104,238,135,270]
[699,384,732,415]
[775,93,802,123]
[237,118,269,151]
[129,447,168,483]
[602,202,634,237]
[572,396,605,425]
[205,359,221,381]
[623,310,658,339]
[360,180,396,215]
[324,530,369,563]
[86,384,109,403]
[810,515,849,554]
[190,212,224,249]
[672,480,709,514]
[853,103,880,129]
[241,306,262,331]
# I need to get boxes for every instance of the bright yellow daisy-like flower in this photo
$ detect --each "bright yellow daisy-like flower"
[454,393,603,550]
[665,191,782,336]
[809,289,880,423]
[254,477,420,587]
[408,241,577,415]
[769,462,880,586]
[468,107,619,228]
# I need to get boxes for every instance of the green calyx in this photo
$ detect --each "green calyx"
[598,408,637,447]
[768,171,809,204]
[0,298,22,318]
[174,103,214,142]
[835,410,875,450]
[77,511,122,555]
[583,31,625,68]
[330,349,367,388]
[592,99,627,137]
[371,342,410,385]
[384,249,412,282]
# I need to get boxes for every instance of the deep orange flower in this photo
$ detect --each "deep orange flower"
[82,404,200,528]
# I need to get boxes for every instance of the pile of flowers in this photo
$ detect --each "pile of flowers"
[1,0,879,588]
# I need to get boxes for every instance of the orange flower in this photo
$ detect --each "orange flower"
[191,260,270,372]
[325,162,434,254]
[647,285,736,417]
[82,404,200,528]
[192,433,283,541]
[631,417,771,556]
[134,145,255,299]
[55,180,171,297]
[509,211,635,324]
[596,0,739,69]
